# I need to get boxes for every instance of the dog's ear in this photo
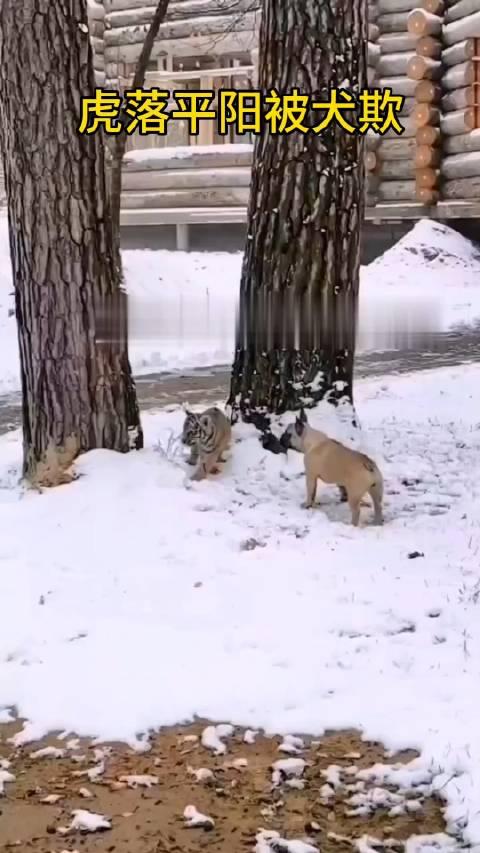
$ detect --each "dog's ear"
[299,407,307,423]
[295,417,305,436]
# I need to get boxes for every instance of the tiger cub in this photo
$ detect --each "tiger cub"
[181,406,232,480]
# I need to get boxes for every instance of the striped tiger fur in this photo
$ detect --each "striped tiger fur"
[181,406,232,480]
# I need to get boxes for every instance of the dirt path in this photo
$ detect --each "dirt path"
[0,720,449,853]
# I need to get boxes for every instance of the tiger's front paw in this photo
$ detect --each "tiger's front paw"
[190,468,206,481]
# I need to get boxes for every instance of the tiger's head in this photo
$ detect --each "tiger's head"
[181,409,201,446]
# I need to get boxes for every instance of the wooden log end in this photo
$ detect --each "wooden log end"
[416,124,441,145]
[416,186,439,203]
[407,55,442,80]
[415,167,440,189]
[414,144,441,168]
[407,9,442,37]
[415,80,441,103]
[421,0,444,15]
[416,35,442,59]
[414,103,440,127]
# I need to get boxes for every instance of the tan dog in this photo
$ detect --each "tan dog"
[280,410,384,527]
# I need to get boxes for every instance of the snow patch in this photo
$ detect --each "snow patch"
[187,766,214,783]
[65,809,111,833]
[272,758,307,786]
[255,829,319,853]
[183,804,215,829]
[201,723,234,755]
[30,746,66,759]
[2,366,480,843]
[0,769,15,796]
[118,774,158,788]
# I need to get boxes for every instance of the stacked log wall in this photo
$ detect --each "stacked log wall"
[88,0,106,87]
[440,0,480,199]
[83,0,480,215]
[406,3,444,204]
[366,0,382,203]
[102,0,261,151]
[121,144,252,210]
[102,0,261,86]
[375,0,424,204]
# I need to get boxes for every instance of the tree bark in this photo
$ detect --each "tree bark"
[228,0,367,431]
[0,0,143,485]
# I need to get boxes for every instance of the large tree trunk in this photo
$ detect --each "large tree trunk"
[228,0,367,432]
[0,0,143,486]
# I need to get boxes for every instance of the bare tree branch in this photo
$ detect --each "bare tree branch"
[130,0,171,92]
[109,0,171,254]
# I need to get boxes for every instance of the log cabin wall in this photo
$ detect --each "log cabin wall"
[375,0,443,206]
[441,1,480,201]
[374,0,480,207]
[99,0,260,155]
[2,1,480,220]
[407,1,444,204]
[98,0,390,214]
[366,0,382,204]
[88,0,106,87]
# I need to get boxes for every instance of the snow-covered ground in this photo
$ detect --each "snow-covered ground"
[1,363,480,843]
[1,216,480,395]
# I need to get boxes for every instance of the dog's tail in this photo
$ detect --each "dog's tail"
[368,472,384,525]
[369,474,383,501]
[360,454,378,475]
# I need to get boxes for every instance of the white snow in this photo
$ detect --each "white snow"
[30,745,66,759]
[0,365,480,843]
[183,804,215,828]
[40,793,63,804]
[278,742,301,755]
[82,761,105,782]
[2,218,480,849]
[244,729,258,744]
[285,778,306,790]
[66,809,111,833]
[118,774,158,788]
[79,787,94,798]
[124,143,252,163]
[187,766,214,782]
[319,783,335,801]
[0,769,15,796]
[1,216,480,394]
[322,765,343,788]
[356,762,433,788]
[345,786,422,818]
[405,834,461,853]
[272,758,306,778]
[278,734,304,754]
[201,723,234,755]
[272,758,307,786]
[230,757,248,769]
[255,830,319,853]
